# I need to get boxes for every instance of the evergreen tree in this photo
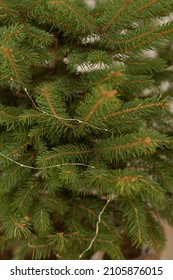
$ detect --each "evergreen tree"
[0,0,173,260]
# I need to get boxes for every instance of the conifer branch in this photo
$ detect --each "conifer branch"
[78,90,115,127]
[27,0,43,11]
[41,86,74,128]
[133,0,159,14]
[1,27,22,41]
[28,243,50,249]
[2,47,21,83]
[0,0,14,13]
[0,109,18,120]
[101,0,133,32]
[112,25,173,54]
[102,27,156,45]
[100,100,167,120]
[42,86,61,119]
[41,16,76,30]
[19,113,49,120]
[100,136,152,153]
[24,88,111,132]
[139,178,161,194]
[0,0,173,260]
[17,185,35,211]
[82,96,104,124]
[50,1,98,31]
[127,198,142,244]
[2,141,30,158]
[42,149,92,163]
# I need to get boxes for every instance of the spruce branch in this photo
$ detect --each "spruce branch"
[122,198,148,246]
[50,1,98,31]
[101,0,133,32]
[1,0,173,260]
[24,88,110,132]
[0,0,15,14]
[100,96,167,120]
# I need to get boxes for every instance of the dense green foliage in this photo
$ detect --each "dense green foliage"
[1,0,173,259]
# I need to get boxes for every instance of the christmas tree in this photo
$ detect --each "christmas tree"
[1,0,173,260]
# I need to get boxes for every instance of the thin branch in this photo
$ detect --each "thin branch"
[79,198,111,259]
[101,0,133,32]
[0,151,95,170]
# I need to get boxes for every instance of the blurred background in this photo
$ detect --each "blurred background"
[161,223,173,259]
